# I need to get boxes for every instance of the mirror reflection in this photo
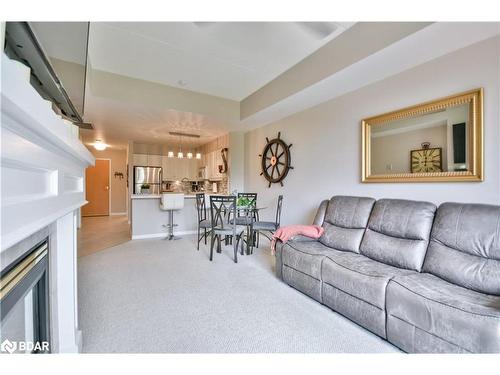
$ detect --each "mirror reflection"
[370,103,469,175]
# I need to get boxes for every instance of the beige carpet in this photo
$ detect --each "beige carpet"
[77,235,399,353]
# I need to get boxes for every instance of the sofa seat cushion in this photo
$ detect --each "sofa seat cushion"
[252,221,277,231]
[281,240,334,279]
[386,273,500,353]
[322,252,414,310]
[280,240,336,302]
[321,252,414,338]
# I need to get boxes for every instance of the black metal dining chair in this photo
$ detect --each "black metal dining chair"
[209,195,245,263]
[249,195,283,253]
[195,193,212,251]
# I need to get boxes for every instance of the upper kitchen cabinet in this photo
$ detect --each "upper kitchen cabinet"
[204,150,224,180]
[186,158,201,180]
[161,156,199,181]
[133,153,148,166]
[197,134,229,180]
[161,156,174,180]
[147,154,162,167]
[133,153,162,167]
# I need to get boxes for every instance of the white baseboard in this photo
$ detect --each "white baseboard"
[132,230,197,240]
[76,329,83,353]
[110,212,127,216]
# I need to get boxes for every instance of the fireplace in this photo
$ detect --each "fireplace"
[2,49,94,353]
[0,239,50,353]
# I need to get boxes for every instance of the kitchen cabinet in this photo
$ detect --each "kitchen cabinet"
[214,150,223,179]
[177,158,188,180]
[147,154,162,167]
[133,154,148,166]
[161,156,199,181]
[133,153,196,180]
[205,149,224,180]
[161,156,173,180]
[188,159,199,179]
[133,154,162,167]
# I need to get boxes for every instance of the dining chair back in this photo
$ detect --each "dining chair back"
[195,193,210,250]
[209,195,244,262]
[195,193,207,222]
[249,195,284,253]
[275,195,284,227]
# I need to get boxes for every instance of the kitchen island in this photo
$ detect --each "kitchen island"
[130,194,200,239]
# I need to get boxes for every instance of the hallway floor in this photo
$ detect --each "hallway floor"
[77,215,130,257]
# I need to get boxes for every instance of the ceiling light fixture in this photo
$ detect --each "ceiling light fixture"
[93,140,107,151]
[168,132,202,159]
[177,134,184,159]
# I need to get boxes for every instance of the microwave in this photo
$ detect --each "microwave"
[198,166,206,179]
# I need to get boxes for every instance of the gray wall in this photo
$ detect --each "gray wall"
[244,36,500,225]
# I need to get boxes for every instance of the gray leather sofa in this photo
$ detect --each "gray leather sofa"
[275,196,500,353]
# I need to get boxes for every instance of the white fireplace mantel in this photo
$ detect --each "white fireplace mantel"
[1,53,95,353]
[1,53,94,251]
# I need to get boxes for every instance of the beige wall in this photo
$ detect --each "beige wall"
[371,125,448,174]
[87,147,128,214]
[244,36,500,225]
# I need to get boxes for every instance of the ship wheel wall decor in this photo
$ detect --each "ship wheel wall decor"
[259,132,293,187]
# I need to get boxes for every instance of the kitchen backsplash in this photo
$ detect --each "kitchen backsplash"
[167,176,229,195]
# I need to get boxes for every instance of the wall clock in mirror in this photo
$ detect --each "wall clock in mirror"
[259,132,293,187]
[410,142,442,173]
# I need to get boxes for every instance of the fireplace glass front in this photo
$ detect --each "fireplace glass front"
[0,240,50,354]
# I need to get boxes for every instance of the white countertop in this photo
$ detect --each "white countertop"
[131,194,198,199]
[131,193,220,199]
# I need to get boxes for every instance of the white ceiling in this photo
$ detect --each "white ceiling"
[54,22,497,151]
[30,22,89,65]
[87,22,354,101]
[81,94,229,148]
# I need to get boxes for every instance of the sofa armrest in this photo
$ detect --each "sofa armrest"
[289,235,319,242]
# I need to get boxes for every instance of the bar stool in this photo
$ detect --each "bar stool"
[160,193,185,240]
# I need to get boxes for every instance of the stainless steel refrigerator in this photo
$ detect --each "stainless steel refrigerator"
[133,166,162,194]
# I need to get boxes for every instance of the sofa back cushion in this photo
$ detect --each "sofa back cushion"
[319,196,375,253]
[423,202,500,295]
[359,199,436,271]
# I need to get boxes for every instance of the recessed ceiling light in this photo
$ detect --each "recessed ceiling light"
[93,140,107,151]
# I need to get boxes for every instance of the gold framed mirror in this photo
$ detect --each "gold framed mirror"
[362,88,483,183]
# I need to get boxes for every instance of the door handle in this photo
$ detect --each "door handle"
[105,186,109,190]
